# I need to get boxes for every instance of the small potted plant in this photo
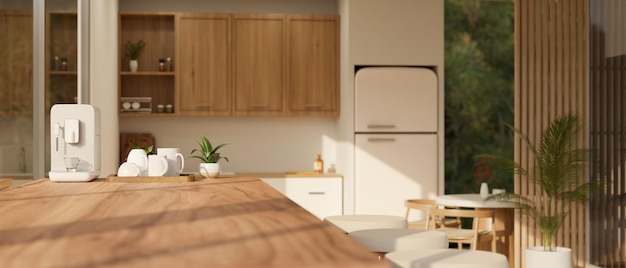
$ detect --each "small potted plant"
[190,135,229,178]
[477,114,606,267]
[124,39,145,72]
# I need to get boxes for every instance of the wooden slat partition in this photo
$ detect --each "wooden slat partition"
[589,1,626,267]
[515,0,589,267]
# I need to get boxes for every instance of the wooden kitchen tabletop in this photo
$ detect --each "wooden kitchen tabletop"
[0,177,387,267]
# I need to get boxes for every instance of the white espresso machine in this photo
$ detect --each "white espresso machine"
[49,104,101,182]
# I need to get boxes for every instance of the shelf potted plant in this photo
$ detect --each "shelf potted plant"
[190,135,229,178]
[476,114,606,268]
[124,40,145,72]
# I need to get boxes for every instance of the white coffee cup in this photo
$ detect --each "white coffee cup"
[117,162,141,177]
[148,155,169,176]
[127,148,148,175]
[157,148,185,176]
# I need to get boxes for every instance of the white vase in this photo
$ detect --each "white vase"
[525,246,572,268]
[129,60,138,72]
[199,163,220,178]
[480,182,489,198]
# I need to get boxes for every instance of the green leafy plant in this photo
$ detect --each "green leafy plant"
[124,40,145,60]
[476,114,606,252]
[189,135,229,163]
[132,142,154,155]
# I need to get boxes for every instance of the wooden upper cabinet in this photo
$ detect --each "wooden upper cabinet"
[232,14,285,116]
[119,12,339,117]
[286,15,339,117]
[177,14,231,116]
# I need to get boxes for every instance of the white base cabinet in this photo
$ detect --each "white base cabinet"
[261,177,342,220]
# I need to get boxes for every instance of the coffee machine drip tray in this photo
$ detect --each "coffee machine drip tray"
[49,171,99,182]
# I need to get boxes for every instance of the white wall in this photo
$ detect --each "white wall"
[90,0,119,177]
[120,117,339,174]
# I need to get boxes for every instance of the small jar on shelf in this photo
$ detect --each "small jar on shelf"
[166,57,173,72]
[52,56,60,70]
[159,59,165,72]
[60,58,68,71]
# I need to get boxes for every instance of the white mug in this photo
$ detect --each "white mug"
[157,148,185,176]
[148,155,169,176]
[117,162,141,177]
[127,148,148,175]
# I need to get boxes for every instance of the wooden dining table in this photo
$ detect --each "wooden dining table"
[436,194,515,268]
[0,176,388,267]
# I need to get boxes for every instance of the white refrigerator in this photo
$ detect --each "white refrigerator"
[354,67,439,221]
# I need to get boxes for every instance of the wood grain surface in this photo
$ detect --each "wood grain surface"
[0,177,387,267]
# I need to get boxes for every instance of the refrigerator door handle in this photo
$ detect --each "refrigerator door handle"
[367,137,397,142]
[367,124,396,129]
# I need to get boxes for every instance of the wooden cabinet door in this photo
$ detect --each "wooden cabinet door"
[232,14,285,116]
[177,14,231,116]
[286,15,339,117]
[0,11,33,117]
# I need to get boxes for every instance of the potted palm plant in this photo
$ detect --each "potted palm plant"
[124,40,145,72]
[190,135,229,178]
[476,114,605,268]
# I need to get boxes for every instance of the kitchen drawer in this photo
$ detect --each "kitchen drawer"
[261,177,342,220]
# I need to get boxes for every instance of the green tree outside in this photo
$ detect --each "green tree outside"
[444,0,514,194]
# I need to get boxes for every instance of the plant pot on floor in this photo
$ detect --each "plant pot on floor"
[129,60,138,72]
[199,163,220,178]
[525,246,571,268]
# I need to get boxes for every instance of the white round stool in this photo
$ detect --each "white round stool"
[349,229,448,253]
[385,248,509,268]
[324,215,407,233]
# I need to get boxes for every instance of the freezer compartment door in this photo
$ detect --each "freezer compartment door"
[355,134,438,221]
[355,67,438,133]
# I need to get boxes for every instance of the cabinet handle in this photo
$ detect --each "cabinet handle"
[308,191,326,195]
[367,124,396,129]
[367,137,396,142]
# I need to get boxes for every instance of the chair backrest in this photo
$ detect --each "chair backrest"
[404,199,437,220]
[426,207,496,250]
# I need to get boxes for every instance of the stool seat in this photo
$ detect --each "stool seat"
[385,248,509,268]
[324,215,407,233]
[349,229,448,253]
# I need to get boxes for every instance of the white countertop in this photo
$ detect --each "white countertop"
[436,194,514,208]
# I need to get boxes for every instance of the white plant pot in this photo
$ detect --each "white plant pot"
[129,60,138,72]
[199,163,220,178]
[525,246,572,268]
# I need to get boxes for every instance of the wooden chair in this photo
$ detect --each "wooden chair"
[404,199,460,230]
[426,207,496,252]
[0,178,13,191]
